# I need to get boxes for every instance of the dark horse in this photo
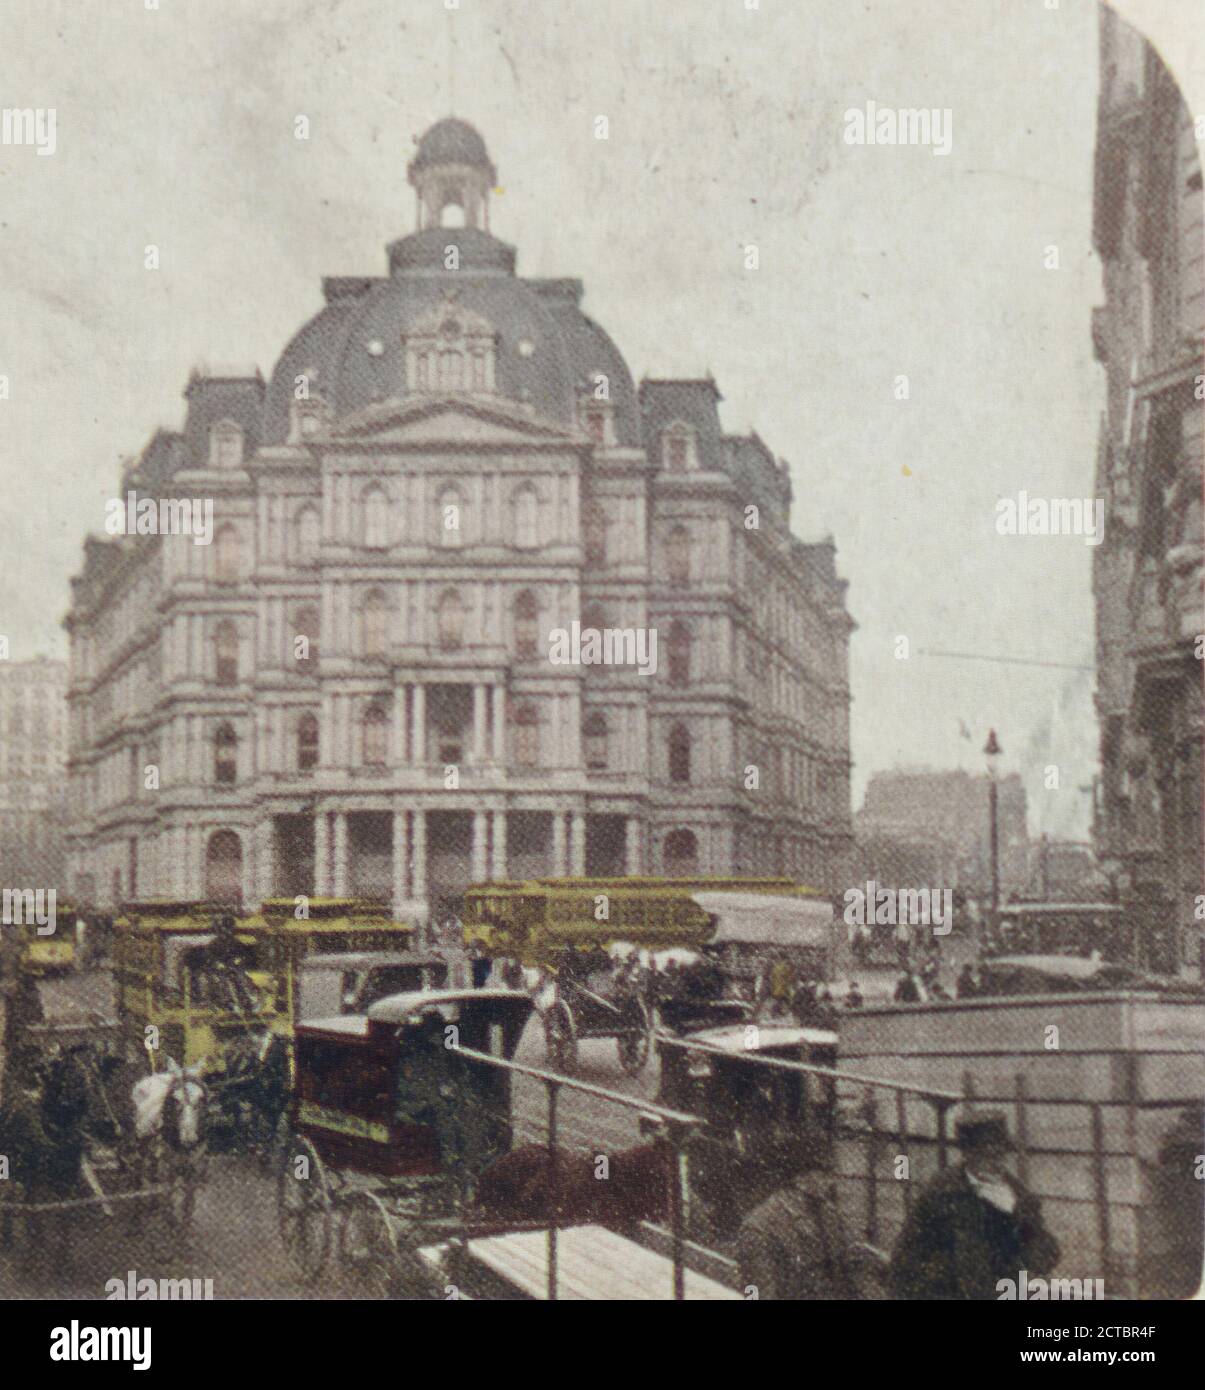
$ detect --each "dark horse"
[472,1141,671,1230]
[0,1047,94,1274]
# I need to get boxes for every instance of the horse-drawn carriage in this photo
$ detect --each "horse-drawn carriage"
[276,987,534,1293]
[0,1020,208,1278]
[463,878,811,1075]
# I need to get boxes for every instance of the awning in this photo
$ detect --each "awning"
[691,893,833,948]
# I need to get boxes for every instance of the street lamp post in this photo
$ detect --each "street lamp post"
[984,729,1002,929]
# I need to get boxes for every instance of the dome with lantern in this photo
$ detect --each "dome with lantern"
[262,118,640,447]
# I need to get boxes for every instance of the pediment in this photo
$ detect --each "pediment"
[334,394,579,448]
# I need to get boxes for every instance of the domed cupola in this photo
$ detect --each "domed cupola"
[407,117,497,231]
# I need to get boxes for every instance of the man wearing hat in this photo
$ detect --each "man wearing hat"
[889,1111,1059,1299]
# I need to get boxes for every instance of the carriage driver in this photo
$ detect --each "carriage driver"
[394,1008,493,1178]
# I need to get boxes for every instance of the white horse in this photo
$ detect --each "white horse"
[130,1057,208,1229]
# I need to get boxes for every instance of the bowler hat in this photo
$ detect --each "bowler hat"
[955,1111,1014,1152]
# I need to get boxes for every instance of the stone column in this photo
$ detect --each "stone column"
[240,832,255,909]
[570,812,586,875]
[491,810,508,880]
[472,685,487,764]
[492,686,505,763]
[411,810,427,905]
[392,810,410,913]
[258,817,275,903]
[333,811,349,897]
[190,826,204,900]
[626,816,643,876]
[314,810,330,897]
[411,685,426,766]
[174,827,187,898]
[553,811,567,877]
[399,686,410,766]
[472,810,489,883]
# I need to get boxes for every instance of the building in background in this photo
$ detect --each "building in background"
[854,767,1029,899]
[1090,9,1204,939]
[0,657,69,893]
[63,119,854,917]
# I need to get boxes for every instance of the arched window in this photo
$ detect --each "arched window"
[669,723,691,783]
[297,713,319,772]
[213,524,241,583]
[667,620,691,687]
[294,506,320,565]
[512,486,539,549]
[581,604,609,637]
[204,830,243,907]
[437,589,465,651]
[438,487,463,547]
[663,829,699,877]
[362,704,388,767]
[512,702,539,768]
[213,723,238,785]
[292,606,320,669]
[362,486,389,549]
[363,588,389,659]
[209,420,244,470]
[514,590,539,660]
[583,711,608,770]
[214,619,239,686]
[667,525,691,588]
[583,505,608,566]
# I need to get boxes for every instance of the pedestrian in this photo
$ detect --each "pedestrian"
[893,970,920,1004]
[889,1112,1060,1300]
[844,980,863,1009]
[738,1132,885,1300]
[894,920,911,969]
[956,963,979,999]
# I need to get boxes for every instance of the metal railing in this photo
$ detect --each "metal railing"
[658,1035,962,1243]
[457,1046,702,1300]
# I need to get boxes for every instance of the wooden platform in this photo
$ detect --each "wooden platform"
[421,1225,741,1301]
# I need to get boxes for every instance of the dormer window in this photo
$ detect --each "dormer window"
[210,420,244,469]
[289,394,330,444]
[405,295,496,395]
[663,424,695,473]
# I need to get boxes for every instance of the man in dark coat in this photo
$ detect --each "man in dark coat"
[737,1133,886,1300]
[889,1112,1060,1299]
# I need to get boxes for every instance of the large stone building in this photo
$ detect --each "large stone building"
[0,657,69,891]
[1090,10,1204,939]
[854,767,1029,899]
[64,119,854,917]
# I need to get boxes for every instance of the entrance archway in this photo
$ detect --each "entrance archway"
[205,830,244,907]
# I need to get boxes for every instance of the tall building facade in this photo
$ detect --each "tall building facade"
[0,657,69,891]
[64,119,854,917]
[1090,11,1204,938]
[854,767,1029,898]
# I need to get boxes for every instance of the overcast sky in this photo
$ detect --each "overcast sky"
[0,0,1199,837]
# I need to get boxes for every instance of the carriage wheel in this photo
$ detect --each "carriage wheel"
[277,1134,333,1282]
[544,1000,577,1072]
[617,1000,653,1076]
[340,1191,399,1298]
